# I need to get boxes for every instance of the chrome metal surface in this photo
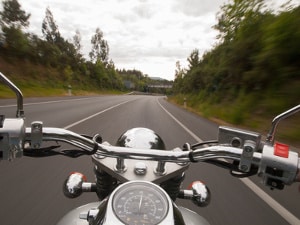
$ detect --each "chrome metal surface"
[56,202,100,225]
[25,127,96,152]
[155,161,166,175]
[114,157,127,173]
[266,104,300,144]
[112,181,169,224]
[24,127,265,164]
[105,181,175,225]
[180,181,210,207]
[179,206,211,225]
[190,181,211,207]
[239,140,256,172]
[0,118,25,160]
[134,162,147,175]
[115,127,166,150]
[218,126,261,149]
[259,144,299,187]
[92,156,188,184]
[0,72,24,118]
[30,121,43,149]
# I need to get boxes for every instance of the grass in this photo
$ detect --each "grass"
[0,57,127,99]
[169,93,300,149]
[0,83,126,98]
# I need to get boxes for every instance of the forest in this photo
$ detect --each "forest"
[172,0,299,130]
[0,0,171,96]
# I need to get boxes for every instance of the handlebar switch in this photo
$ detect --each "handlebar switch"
[0,118,25,160]
[30,121,43,149]
[259,144,298,189]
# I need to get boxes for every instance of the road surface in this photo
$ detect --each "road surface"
[0,95,299,225]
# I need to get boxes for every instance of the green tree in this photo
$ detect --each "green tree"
[42,7,61,43]
[187,49,200,68]
[173,61,184,93]
[0,0,30,57]
[89,27,109,65]
[73,29,82,56]
[1,27,29,57]
[254,6,300,85]
[214,0,266,42]
[0,0,30,29]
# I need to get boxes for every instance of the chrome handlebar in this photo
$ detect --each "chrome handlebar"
[0,117,299,188]
[23,125,300,187]
[25,126,258,164]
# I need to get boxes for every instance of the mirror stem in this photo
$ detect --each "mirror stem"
[0,72,25,118]
[266,105,300,144]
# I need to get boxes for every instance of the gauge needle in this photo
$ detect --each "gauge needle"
[138,194,143,212]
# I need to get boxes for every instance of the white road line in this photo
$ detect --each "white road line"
[0,97,99,108]
[157,98,300,225]
[157,99,202,143]
[240,178,300,225]
[64,100,131,129]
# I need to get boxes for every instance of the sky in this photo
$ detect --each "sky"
[15,0,300,80]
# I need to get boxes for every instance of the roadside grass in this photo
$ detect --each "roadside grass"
[0,83,125,98]
[0,57,125,98]
[169,94,300,148]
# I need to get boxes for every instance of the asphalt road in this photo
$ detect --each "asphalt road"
[0,95,299,225]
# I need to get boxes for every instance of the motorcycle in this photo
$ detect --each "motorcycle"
[0,71,299,225]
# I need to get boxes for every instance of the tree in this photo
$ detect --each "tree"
[173,61,186,93]
[0,0,30,57]
[214,0,266,42]
[0,0,30,29]
[89,27,109,65]
[254,6,300,83]
[42,7,61,43]
[73,29,82,55]
[187,49,200,69]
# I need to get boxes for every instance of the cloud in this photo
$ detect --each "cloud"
[19,0,224,80]
[132,2,156,19]
[173,0,224,17]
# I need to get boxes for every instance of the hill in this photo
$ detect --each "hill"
[171,1,300,147]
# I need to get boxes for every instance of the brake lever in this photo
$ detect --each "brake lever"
[23,145,61,157]
[24,145,97,158]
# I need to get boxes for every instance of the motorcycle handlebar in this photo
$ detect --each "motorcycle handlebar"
[0,119,299,189]
[25,127,259,163]
[24,126,300,187]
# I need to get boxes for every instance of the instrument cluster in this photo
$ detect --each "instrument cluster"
[112,181,169,225]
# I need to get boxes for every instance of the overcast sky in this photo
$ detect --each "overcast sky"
[17,0,299,80]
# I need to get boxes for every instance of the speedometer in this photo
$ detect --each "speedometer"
[112,182,169,225]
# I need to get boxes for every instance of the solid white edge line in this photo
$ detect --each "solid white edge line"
[240,178,300,225]
[157,98,300,225]
[157,98,203,143]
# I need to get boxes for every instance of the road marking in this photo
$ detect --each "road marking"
[64,100,131,129]
[157,98,300,225]
[0,97,99,108]
[157,99,202,143]
[240,178,300,225]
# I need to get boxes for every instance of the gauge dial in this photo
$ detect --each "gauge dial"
[112,182,169,225]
